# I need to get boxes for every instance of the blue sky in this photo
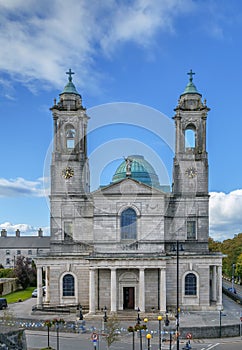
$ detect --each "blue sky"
[0,0,242,241]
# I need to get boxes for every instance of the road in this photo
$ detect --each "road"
[223,279,242,298]
[26,330,242,350]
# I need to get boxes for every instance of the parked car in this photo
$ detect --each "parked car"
[32,287,46,298]
[32,289,38,297]
[228,287,237,294]
[0,298,8,310]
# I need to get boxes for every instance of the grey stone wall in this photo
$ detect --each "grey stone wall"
[0,327,27,350]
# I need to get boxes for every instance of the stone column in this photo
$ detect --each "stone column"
[110,268,117,312]
[139,268,145,312]
[45,266,50,304]
[37,266,43,308]
[159,268,166,312]
[217,265,222,307]
[212,265,217,302]
[89,268,96,314]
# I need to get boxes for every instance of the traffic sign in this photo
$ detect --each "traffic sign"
[91,333,98,341]
[186,332,192,339]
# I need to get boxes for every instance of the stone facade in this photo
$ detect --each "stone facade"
[34,70,223,314]
[0,229,50,268]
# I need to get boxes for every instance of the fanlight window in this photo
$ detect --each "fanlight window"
[66,128,75,149]
[63,274,75,296]
[121,208,137,240]
[185,273,197,295]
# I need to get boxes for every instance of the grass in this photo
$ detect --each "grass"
[3,286,36,303]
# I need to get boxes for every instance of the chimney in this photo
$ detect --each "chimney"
[1,229,7,237]
[16,229,20,237]
[38,228,43,237]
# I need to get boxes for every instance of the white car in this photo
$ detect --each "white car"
[32,289,37,297]
[32,286,46,298]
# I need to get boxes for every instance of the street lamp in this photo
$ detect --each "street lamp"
[165,310,170,327]
[175,240,184,350]
[146,333,151,350]
[232,263,236,291]
[158,315,162,350]
[172,240,184,350]
[103,305,108,323]
[137,307,141,324]
[79,304,83,320]
[136,308,143,350]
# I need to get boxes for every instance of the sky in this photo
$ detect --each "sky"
[0,0,242,242]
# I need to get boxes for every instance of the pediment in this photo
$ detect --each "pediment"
[93,178,165,196]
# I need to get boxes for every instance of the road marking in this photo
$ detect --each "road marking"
[206,343,220,349]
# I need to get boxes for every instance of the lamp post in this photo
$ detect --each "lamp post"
[103,305,108,331]
[146,333,151,350]
[79,304,83,320]
[175,240,184,350]
[127,326,135,350]
[232,263,236,291]
[136,307,142,350]
[158,315,162,350]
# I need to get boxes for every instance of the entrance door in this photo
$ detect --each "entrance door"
[123,287,134,309]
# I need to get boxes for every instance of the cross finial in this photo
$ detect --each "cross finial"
[66,68,75,82]
[187,69,195,82]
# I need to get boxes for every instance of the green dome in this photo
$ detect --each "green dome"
[112,155,161,188]
[61,80,80,95]
[181,69,201,96]
[60,68,81,96]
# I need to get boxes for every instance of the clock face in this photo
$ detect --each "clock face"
[185,167,197,178]
[62,166,74,179]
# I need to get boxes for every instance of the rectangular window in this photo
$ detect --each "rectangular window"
[64,221,73,240]
[6,258,10,265]
[6,250,10,255]
[28,250,32,255]
[187,220,196,240]
[67,139,75,149]
[17,250,21,255]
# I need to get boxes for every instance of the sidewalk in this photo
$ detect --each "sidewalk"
[1,294,241,336]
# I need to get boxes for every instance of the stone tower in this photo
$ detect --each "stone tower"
[167,70,210,252]
[49,69,92,245]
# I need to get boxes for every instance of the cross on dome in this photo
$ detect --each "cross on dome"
[187,69,195,82]
[66,68,75,82]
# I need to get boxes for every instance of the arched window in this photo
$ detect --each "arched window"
[66,127,75,150]
[63,274,75,296]
[185,127,195,148]
[185,273,197,295]
[121,208,137,240]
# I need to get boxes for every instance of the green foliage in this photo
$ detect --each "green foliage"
[209,233,242,281]
[13,256,37,289]
[103,315,120,349]
[4,286,35,303]
[0,268,14,278]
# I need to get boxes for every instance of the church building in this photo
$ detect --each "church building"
[35,70,223,314]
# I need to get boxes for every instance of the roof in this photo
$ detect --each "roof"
[181,69,201,96]
[60,68,81,96]
[0,236,50,249]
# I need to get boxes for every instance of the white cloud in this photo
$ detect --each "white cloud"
[209,190,242,241]
[0,177,48,198]
[0,0,194,93]
[0,221,50,236]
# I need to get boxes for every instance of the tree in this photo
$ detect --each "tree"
[103,315,120,349]
[13,256,37,289]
